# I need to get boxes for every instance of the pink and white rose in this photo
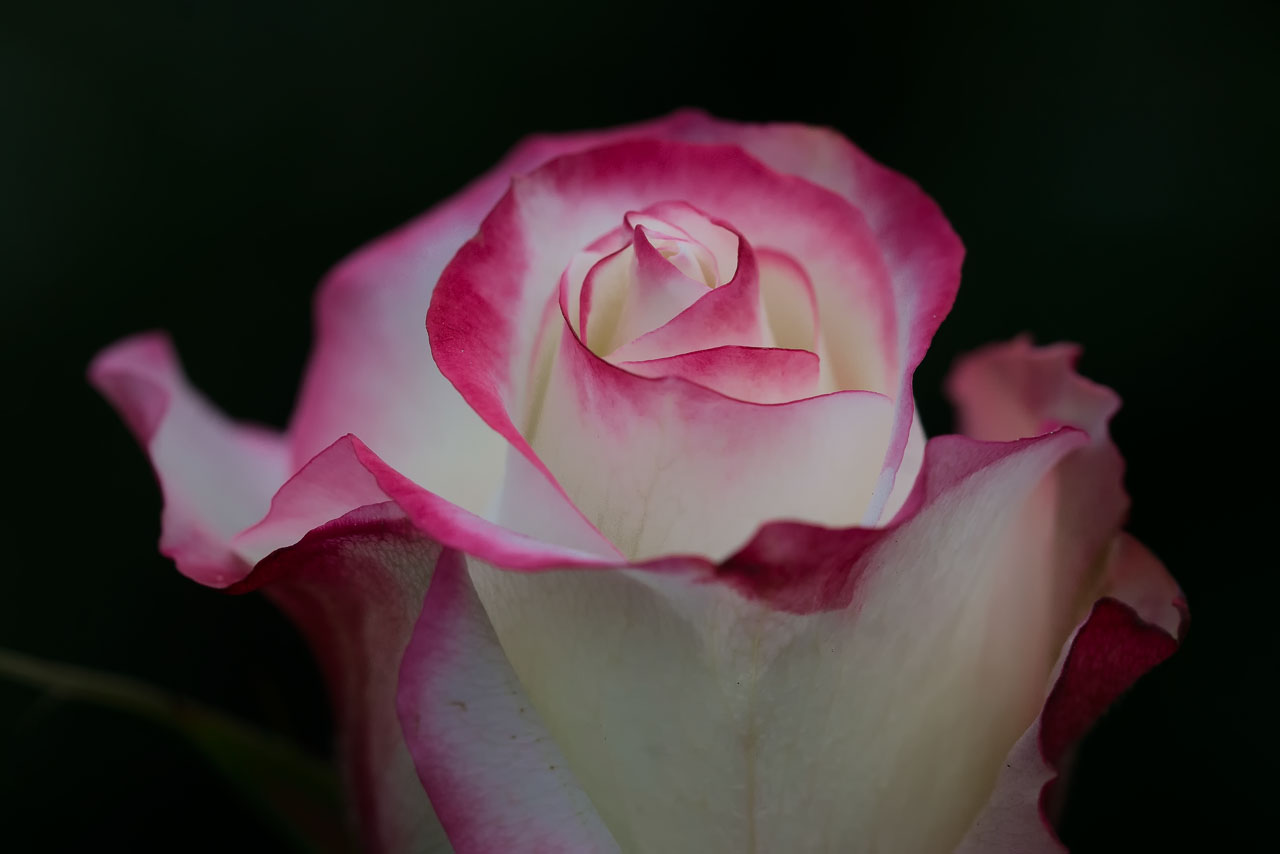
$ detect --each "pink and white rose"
[91,110,1184,853]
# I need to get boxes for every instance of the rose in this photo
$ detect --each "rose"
[91,110,1184,853]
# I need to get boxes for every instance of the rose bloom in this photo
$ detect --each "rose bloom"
[92,111,1184,853]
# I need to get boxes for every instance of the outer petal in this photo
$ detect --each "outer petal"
[945,335,1119,443]
[231,503,452,854]
[88,332,291,587]
[944,337,1129,614]
[286,212,508,517]
[941,337,1184,851]
[955,536,1183,853]
[396,550,620,854]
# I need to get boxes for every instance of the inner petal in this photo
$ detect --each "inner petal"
[624,200,739,285]
[580,225,714,355]
[645,233,715,287]
[541,204,831,411]
[756,247,836,394]
[576,203,752,360]
[606,223,769,364]
[618,346,820,405]
[567,202,779,372]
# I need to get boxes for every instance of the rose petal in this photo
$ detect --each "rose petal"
[230,503,452,854]
[625,200,740,284]
[396,550,620,853]
[955,535,1183,853]
[944,337,1129,613]
[754,248,819,351]
[939,339,1182,851]
[88,332,291,587]
[286,209,508,517]
[1040,584,1181,770]
[882,408,926,523]
[617,346,820,404]
[945,336,1119,443]
[233,432,618,578]
[604,220,768,364]
[576,200,747,357]
[578,228,708,356]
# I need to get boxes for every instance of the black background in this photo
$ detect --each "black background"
[3,0,1276,850]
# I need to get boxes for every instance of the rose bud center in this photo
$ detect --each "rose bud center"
[553,201,836,407]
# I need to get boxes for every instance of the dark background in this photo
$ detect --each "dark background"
[2,0,1275,850]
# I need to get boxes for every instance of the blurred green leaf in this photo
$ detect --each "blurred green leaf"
[0,647,355,854]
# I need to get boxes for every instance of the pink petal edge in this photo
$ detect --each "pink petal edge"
[88,331,291,587]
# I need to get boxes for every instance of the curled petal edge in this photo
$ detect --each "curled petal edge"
[89,331,290,588]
